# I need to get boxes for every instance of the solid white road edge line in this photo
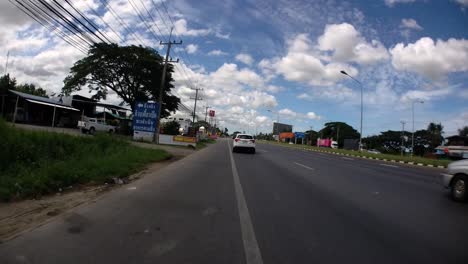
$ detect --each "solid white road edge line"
[227,141,264,264]
[342,157,354,161]
[294,162,315,170]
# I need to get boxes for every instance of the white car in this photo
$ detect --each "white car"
[233,134,256,154]
[78,118,116,134]
[442,159,468,202]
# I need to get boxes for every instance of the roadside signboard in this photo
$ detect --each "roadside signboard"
[209,110,215,117]
[133,102,159,142]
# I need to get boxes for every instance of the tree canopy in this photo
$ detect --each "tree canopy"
[319,122,360,147]
[62,43,180,118]
[0,74,47,97]
[459,126,468,137]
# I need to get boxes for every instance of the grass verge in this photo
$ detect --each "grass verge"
[260,140,451,168]
[196,138,216,149]
[0,119,171,201]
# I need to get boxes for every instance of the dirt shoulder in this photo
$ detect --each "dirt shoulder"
[0,157,183,242]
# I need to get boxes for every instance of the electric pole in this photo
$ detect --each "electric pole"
[190,87,202,125]
[401,121,406,156]
[154,28,182,144]
[4,51,10,76]
[204,105,211,122]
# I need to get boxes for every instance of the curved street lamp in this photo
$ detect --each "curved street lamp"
[340,70,363,151]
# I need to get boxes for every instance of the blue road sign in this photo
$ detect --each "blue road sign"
[133,102,159,133]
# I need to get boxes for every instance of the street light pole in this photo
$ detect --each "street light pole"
[411,100,424,157]
[340,70,363,151]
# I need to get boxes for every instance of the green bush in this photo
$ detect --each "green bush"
[0,119,171,201]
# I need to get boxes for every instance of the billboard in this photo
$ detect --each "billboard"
[273,122,292,135]
[209,110,215,117]
[133,102,159,141]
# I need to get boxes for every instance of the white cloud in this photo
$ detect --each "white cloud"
[275,34,359,86]
[400,87,453,103]
[390,37,468,80]
[400,18,423,30]
[385,0,417,7]
[318,23,389,64]
[186,44,198,54]
[235,53,254,65]
[307,112,321,120]
[454,0,468,7]
[279,108,298,118]
[207,49,228,56]
[173,19,211,37]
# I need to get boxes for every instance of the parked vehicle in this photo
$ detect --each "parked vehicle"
[78,117,116,134]
[367,149,381,154]
[317,138,338,149]
[233,134,256,154]
[442,159,468,202]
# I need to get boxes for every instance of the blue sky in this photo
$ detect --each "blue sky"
[0,0,467,136]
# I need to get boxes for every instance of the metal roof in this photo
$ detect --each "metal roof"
[9,90,70,107]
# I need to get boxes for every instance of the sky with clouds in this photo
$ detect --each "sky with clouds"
[0,0,467,136]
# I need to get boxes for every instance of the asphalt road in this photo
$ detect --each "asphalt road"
[1,139,467,264]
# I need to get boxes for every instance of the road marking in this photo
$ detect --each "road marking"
[342,157,354,161]
[127,186,137,190]
[294,162,315,170]
[317,153,327,156]
[380,164,399,168]
[227,142,264,264]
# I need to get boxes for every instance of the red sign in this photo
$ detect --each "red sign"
[209,110,215,117]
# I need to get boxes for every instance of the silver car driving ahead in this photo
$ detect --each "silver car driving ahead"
[442,159,468,202]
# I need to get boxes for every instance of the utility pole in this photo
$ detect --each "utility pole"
[154,28,182,144]
[401,121,406,156]
[204,105,211,122]
[190,87,202,125]
[411,100,424,157]
[4,51,10,76]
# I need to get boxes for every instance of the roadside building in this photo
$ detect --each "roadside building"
[2,90,80,127]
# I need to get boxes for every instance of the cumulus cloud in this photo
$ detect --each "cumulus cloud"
[400,18,423,30]
[186,44,198,54]
[235,53,254,65]
[275,34,358,86]
[173,19,211,36]
[390,37,468,80]
[279,108,298,118]
[207,49,228,56]
[307,112,321,120]
[385,0,417,7]
[318,23,389,64]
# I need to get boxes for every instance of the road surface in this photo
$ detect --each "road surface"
[1,139,467,264]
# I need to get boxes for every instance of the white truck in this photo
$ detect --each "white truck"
[78,117,116,134]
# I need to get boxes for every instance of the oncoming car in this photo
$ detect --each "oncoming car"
[233,134,256,154]
[442,159,468,202]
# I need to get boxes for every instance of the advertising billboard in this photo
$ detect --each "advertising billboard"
[133,102,159,141]
[273,122,293,135]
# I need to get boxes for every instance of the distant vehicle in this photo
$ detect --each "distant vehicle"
[436,136,468,160]
[442,159,468,202]
[78,117,116,134]
[367,149,381,154]
[233,134,256,154]
[317,138,338,149]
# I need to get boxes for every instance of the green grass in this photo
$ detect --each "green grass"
[196,138,216,149]
[260,140,452,167]
[0,119,171,201]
